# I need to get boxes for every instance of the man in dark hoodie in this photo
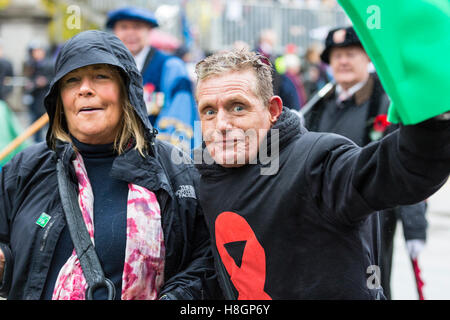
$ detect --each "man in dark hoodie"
[193,49,450,299]
[0,30,217,300]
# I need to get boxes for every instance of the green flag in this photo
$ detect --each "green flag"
[337,0,450,124]
[0,100,30,167]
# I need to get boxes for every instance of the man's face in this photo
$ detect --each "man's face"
[31,48,46,61]
[329,46,370,90]
[113,20,152,56]
[196,69,282,167]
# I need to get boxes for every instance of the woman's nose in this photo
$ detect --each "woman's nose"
[78,77,94,96]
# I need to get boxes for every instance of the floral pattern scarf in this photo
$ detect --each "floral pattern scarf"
[52,153,165,300]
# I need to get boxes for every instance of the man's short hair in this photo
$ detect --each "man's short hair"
[195,49,274,105]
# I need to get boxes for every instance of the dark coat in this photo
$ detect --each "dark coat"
[304,73,390,147]
[0,30,217,300]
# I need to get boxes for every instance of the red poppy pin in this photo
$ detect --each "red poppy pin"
[370,114,391,141]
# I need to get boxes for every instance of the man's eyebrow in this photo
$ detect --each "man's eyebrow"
[225,95,251,106]
[198,100,215,111]
[227,96,247,104]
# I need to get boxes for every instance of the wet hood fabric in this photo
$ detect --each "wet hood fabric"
[43,30,153,146]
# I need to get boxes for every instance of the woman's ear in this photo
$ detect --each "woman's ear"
[268,95,283,124]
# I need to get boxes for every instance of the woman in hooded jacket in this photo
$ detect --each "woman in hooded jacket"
[0,30,218,300]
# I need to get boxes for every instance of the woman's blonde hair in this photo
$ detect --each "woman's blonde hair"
[50,65,148,156]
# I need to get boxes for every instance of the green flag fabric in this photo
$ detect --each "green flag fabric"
[337,0,450,124]
[0,100,30,167]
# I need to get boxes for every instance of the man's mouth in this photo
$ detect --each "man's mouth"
[215,138,245,145]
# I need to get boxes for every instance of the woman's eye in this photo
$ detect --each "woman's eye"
[96,74,109,79]
[65,77,78,83]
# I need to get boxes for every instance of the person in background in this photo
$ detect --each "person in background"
[0,39,14,102]
[380,202,428,299]
[301,43,330,100]
[255,30,302,111]
[0,30,217,300]
[23,41,54,142]
[107,6,199,153]
[276,50,307,109]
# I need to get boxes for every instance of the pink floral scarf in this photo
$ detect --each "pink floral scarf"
[52,153,165,300]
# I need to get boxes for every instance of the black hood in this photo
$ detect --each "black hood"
[43,30,153,147]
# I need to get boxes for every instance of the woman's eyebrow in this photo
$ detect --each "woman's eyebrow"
[92,65,106,71]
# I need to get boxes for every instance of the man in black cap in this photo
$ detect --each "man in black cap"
[305,26,388,145]
[304,26,428,299]
[106,7,199,153]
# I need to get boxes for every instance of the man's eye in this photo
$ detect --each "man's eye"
[233,105,245,112]
[205,109,215,116]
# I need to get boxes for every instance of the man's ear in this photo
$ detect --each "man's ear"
[268,95,283,124]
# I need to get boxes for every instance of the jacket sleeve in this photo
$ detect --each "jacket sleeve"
[158,169,222,300]
[0,162,15,297]
[158,205,221,300]
[305,117,450,226]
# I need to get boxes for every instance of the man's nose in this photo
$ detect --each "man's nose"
[78,77,94,96]
[338,55,351,65]
[216,109,233,131]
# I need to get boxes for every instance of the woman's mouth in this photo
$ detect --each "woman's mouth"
[79,106,103,113]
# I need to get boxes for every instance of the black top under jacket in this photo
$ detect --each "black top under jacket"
[196,108,450,300]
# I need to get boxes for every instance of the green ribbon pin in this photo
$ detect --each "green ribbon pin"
[337,0,450,124]
[36,212,51,228]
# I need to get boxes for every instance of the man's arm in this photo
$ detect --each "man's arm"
[305,115,450,226]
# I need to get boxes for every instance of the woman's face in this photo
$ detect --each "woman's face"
[60,64,123,145]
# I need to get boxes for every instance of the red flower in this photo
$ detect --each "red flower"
[144,83,155,94]
[373,114,391,132]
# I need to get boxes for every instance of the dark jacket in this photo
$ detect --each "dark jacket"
[0,30,217,300]
[196,108,450,299]
[305,73,390,147]
[0,57,13,101]
[304,73,428,297]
